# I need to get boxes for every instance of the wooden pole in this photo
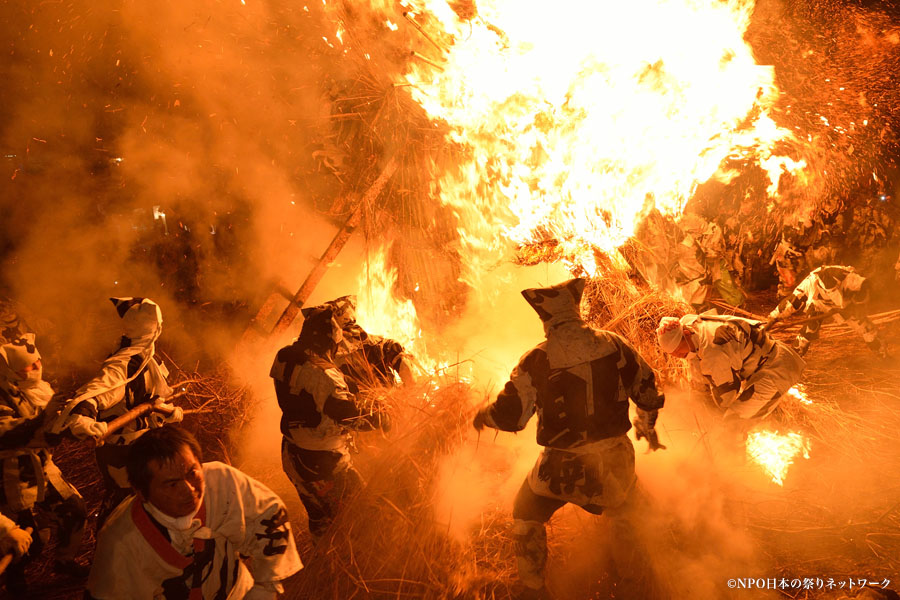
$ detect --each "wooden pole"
[0,527,33,575]
[94,390,187,446]
[270,156,399,336]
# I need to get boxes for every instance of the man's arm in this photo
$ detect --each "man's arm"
[613,335,665,413]
[230,468,303,597]
[0,513,31,558]
[0,402,45,450]
[769,274,813,321]
[320,366,389,431]
[474,348,546,433]
[612,335,666,450]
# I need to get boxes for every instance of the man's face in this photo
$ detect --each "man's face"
[146,446,204,518]
[669,336,692,359]
[16,359,42,386]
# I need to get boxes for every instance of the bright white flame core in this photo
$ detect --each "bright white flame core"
[786,384,812,405]
[398,0,804,282]
[746,429,811,485]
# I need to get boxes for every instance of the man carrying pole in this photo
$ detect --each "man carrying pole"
[53,297,183,523]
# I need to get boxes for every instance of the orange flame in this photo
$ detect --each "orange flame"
[746,429,811,486]
[786,384,812,405]
[355,244,436,374]
[393,0,806,282]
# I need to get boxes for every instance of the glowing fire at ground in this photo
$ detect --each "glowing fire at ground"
[388,0,808,282]
[786,384,813,405]
[746,429,811,486]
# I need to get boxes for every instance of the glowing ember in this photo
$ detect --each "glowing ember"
[786,384,812,405]
[390,0,808,282]
[746,429,811,485]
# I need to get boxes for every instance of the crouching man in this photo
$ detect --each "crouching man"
[87,426,302,599]
[767,265,887,358]
[658,313,805,420]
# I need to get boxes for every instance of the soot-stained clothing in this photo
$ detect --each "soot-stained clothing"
[61,298,174,445]
[682,313,805,419]
[87,461,302,600]
[0,383,74,514]
[308,295,413,393]
[55,298,178,521]
[768,265,884,356]
[0,334,86,565]
[481,331,664,449]
[480,329,664,509]
[271,306,388,536]
[271,341,383,455]
[477,278,664,595]
[335,324,406,392]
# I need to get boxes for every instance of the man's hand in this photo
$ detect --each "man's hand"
[473,409,489,432]
[377,411,392,433]
[761,315,779,333]
[64,415,108,440]
[156,403,184,424]
[0,527,33,558]
[633,419,666,451]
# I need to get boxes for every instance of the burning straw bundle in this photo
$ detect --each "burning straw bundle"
[286,380,519,600]
[581,254,690,381]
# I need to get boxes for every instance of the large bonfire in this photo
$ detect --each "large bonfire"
[343,0,822,490]
[12,0,900,598]
[286,0,900,597]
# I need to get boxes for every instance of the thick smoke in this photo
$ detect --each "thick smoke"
[2,1,900,598]
[0,0,349,370]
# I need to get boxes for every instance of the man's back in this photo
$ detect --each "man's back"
[486,329,663,450]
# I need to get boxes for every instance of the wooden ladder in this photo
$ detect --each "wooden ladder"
[239,157,398,345]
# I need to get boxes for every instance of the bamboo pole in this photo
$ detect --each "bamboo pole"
[95,390,190,446]
[0,527,33,576]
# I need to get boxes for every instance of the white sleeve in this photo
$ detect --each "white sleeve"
[230,468,303,588]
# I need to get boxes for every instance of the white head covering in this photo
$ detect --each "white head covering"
[520,278,618,369]
[110,297,163,345]
[521,278,586,335]
[657,316,684,353]
[323,295,358,329]
[0,333,53,405]
[841,270,865,293]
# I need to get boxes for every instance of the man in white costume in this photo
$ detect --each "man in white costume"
[304,295,415,393]
[657,313,805,419]
[87,425,302,599]
[473,278,666,600]
[55,297,183,522]
[0,333,88,594]
[767,265,887,358]
[271,305,391,538]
